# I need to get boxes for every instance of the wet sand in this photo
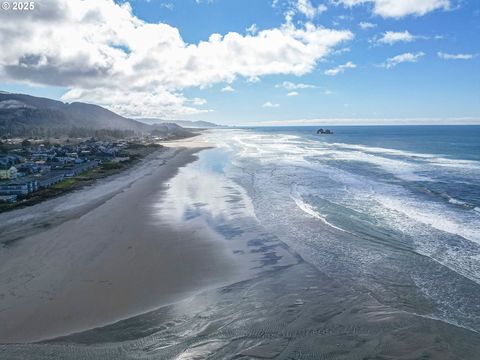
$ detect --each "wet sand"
[0,141,242,343]
[2,262,479,359]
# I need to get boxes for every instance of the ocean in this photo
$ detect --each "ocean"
[202,125,480,331]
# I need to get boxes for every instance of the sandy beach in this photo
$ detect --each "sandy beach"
[0,138,242,343]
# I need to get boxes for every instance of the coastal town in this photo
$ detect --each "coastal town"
[0,136,163,209]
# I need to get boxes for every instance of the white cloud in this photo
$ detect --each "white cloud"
[438,52,477,60]
[287,91,299,96]
[246,24,258,35]
[275,81,316,90]
[190,97,207,106]
[221,85,235,92]
[246,76,261,83]
[62,88,212,119]
[160,3,174,10]
[377,30,416,44]
[359,21,377,29]
[296,0,328,19]
[381,52,425,68]
[0,0,353,118]
[324,61,356,76]
[263,101,280,108]
[335,0,450,18]
[318,3,329,13]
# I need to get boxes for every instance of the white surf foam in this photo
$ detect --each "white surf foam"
[223,132,438,182]
[448,197,468,206]
[374,195,480,245]
[325,142,480,171]
[290,185,347,233]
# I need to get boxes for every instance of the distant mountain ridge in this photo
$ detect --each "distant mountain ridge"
[0,92,192,138]
[137,118,219,128]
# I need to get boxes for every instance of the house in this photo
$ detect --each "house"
[0,165,18,180]
[0,182,29,196]
[62,161,98,177]
[0,154,22,165]
[16,162,43,175]
[0,194,17,203]
[0,179,38,196]
[38,173,65,188]
[63,168,76,177]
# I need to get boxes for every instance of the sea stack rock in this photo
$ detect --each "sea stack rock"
[317,128,333,134]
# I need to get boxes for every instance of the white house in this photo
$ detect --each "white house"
[0,166,18,180]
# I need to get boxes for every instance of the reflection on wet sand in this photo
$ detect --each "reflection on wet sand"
[153,146,299,278]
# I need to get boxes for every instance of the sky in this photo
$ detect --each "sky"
[0,0,479,125]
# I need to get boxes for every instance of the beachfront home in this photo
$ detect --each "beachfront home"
[0,179,38,196]
[38,173,65,188]
[0,182,29,196]
[0,194,17,203]
[63,161,98,177]
[0,165,18,180]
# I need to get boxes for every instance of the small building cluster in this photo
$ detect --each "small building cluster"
[0,138,131,203]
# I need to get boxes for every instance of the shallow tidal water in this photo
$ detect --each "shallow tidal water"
[2,126,480,359]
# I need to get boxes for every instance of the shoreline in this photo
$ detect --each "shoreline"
[0,138,237,343]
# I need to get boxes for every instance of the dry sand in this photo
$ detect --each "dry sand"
[0,140,239,343]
